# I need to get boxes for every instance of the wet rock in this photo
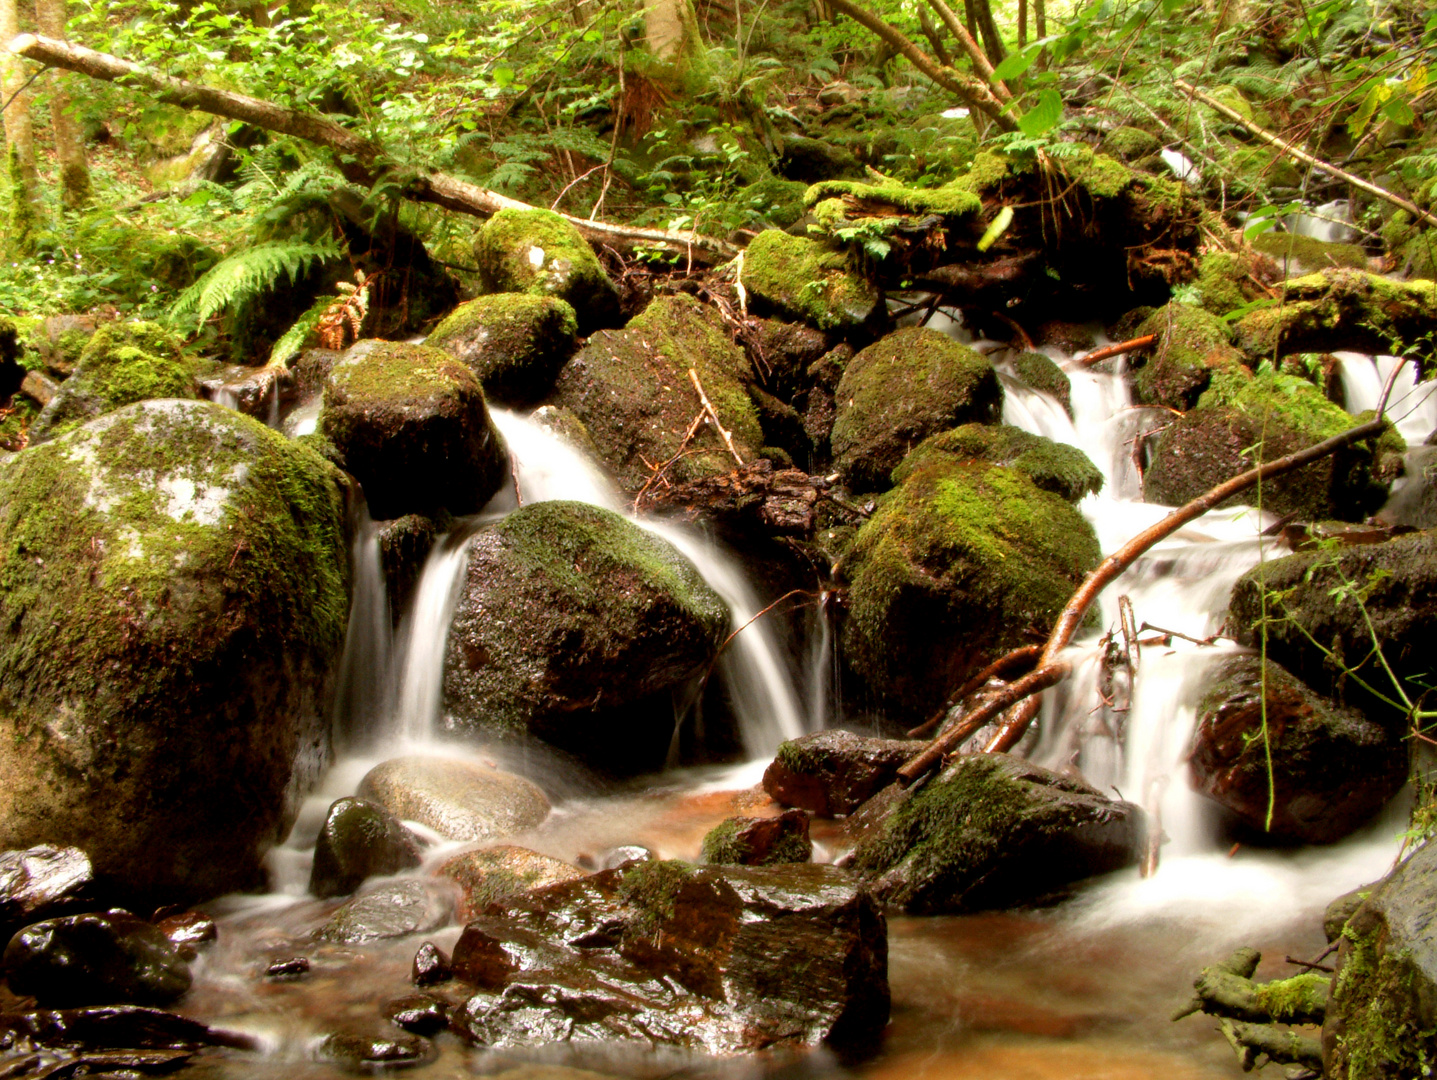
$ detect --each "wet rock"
[839,431,1100,721]
[374,512,447,624]
[198,363,292,422]
[896,423,1104,503]
[1251,230,1368,277]
[1376,445,1437,529]
[264,956,310,979]
[19,368,58,407]
[0,400,351,902]
[1323,841,1437,1079]
[437,846,587,922]
[319,339,507,521]
[427,293,579,407]
[315,880,451,945]
[1190,656,1408,844]
[700,809,811,866]
[0,845,97,942]
[30,321,195,443]
[384,994,449,1036]
[552,294,763,493]
[749,317,831,398]
[0,1004,233,1050]
[1232,270,1437,360]
[411,941,452,986]
[763,730,922,817]
[4,912,192,1007]
[473,208,619,334]
[357,757,551,844]
[1227,530,1437,726]
[1131,302,1245,410]
[830,327,1002,493]
[153,912,216,958]
[309,797,424,899]
[441,502,728,773]
[848,754,1145,914]
[1144,368,1397,521]
[599,845,653,870]
[742,230,881,332]
[1010,351,1072,415]
[1100,125,1161,162]
[1325,887,1372,944]
[449,860,888,1053]
[317,1029,435,1070]
[1034,321,1096,354]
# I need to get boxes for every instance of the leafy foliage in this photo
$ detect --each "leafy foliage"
[169,239,340,332]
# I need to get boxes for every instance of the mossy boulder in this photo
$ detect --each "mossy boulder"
[1192,248,1282,317]
[1132,302,1246,410]
[1010,350,1073,414]
[552,293,762,493]
[830,327,1002,493]
[441,501,728,774]
[893,423,1103,503]
[308,796,423,899]
[320,339,508,521]
[1251,230,1369,276]
[700,809,812,866]
[1191,655,1408,844]
[741,230,882,331]
[762,729,922,818]
[0,400,351,903]
[1227,530,1437,728]
[1143,368,1396,520]
[30,321,195,443]
[426,293,579,408]
[839,440,1101,721]
[848,754,1145,913]
[473,208,619,333]
[777,135,864,182]
[1323,841,1437,1080]
[734,175,810,229]
[1232,270,1437,360]
[1100,125,1162,162]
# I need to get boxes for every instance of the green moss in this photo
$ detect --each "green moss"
[79,321,182,365]
[1011,351,1072,413]
[1065,149,1137,200]
[325,340,480,405]
[774,737,819,775]
[617,858,694,936]
[893,424,1103,503]
[699,819,743,863]
[1193,249,1281,317]
[0,396,37,452]
[1100,126,1162,161]
[742,230,880,330]
[735,176,809,229]
[1198,366,1353,441]
[1251,230,1369,274]
[1333,922,1437,1080]
[700,816,810,866]
[1134,302,1246,409]
[473,208,615,329]
[1252,972,1331,1023]
[804,177,982,219]
[426,293,577,406]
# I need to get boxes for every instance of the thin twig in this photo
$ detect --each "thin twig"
[1080,334,1157,366]
[689,367,744,465]
[1138,622,1223,647]
[550,162,607,212]
[633,410,706,513]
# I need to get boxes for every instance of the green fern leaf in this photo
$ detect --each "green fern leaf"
[169,239,341,330]
[268,293,337,366]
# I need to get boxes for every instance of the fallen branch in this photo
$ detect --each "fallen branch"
[1176,78,1437,231]
[688,368,744,466]
[6,33,738,256]
[633,410,707,513]
[1219,1019,1323,1072]
[924,0,1012,102]
[906,644,1042,738]
[1080,334,1157,366]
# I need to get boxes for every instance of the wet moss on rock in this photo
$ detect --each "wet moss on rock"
[427,293,579,407]
[1100,125,1162,162]
[1251,231,1369,276]
[1233,270,1437,361]
[893,423,1103,504]
[741,230,882,331]
[1010,350,1073,414]
[473,208,619,333]
[1133,302,1246,410]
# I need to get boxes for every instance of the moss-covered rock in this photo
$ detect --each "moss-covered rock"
[552,293,762,493]
[848,754,1145,913]
[1251,231,1369,276]
[1143,368,1396,520]
[893,424,1103,503]
[1191,655,1408,844]
[830,327,1002,493]
[762,729,922,817]
[1010,350,1073,414]
[1192,248,1282,317]
[700,809,812,866]
[30,321,194,443]
[473,208,619,333]
[0,400,351,903]
[426,293,579,408]
[734,175,810,229]
[1100,125,1162,162]
[437,845,587,923]
[839,446,1100,720]
[320,339,507,521]
[1132,302,1246,410]
[1380,210,1437,280]
[1233,270,1437,361]
[777,135,863,183]
[441,501,728,774]
[309,796,423,899]
[741,230,882,331]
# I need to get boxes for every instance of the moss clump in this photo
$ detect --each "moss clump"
[1330,919,1437,1080]
[700,814,811,866]
[1252,972,1332,1023]
[804,177,983,220]
[830,326,1002,493]
[894,424,1103,504]
[1233,270,1437,361]
[473,208,619,333]
[735,176,810,229]
[1134,302,1246,410]
[1193,249,1282,317]
[1197,366,1352,438]
[1251,230,1369,275]
[741,230,880,331]
[427,293,579,408]
[617,859,694,937]
[699,819,744,864]
[326,340,479,406]
[1011,350,1073,414]
[1100,125,1162,162]
[1381,211,1437,280]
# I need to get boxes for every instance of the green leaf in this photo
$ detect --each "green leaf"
[1018,89,1063,138]
[1349,83,1390,139]
[993,50,1037,81]
[1383,95,1415,128]
[976,205,1014,252]
[494,65,515,87]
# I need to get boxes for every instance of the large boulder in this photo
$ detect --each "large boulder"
[741,230,882,331]
[472,208,619,333]
[847,754,1145,913]
[1131,302,1245,411]
[830,328,1002,492]
[308,797,423,899]
[1143,369,1397,520]
[442,501,728,773]
[1227,531,1437,727]
[448,860,889,1053]
[839,430,1101,721]
[763,730,923,817]
[357,757,551,844]
[319,339,507,521]
[1323,841,1437,1080]
[1191,656,1408,844]
[4,912,192,1007]
[0,400,350,901]
[426,293,579,408]
[552,293,763,493]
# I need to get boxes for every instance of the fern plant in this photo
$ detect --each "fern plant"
[169,239,342,332]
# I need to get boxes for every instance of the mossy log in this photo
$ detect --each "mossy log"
[1234,270,1437,361]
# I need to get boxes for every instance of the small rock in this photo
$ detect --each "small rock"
[763,730,922,817]
[600,845,653,870]
[384,994,449,1037]
[0,845,97,941]
[0,1003,234,1050]
[4,912,192,1007]
[264,956,310,980]
[18,369,58,407]
[153,912,217,958]
[411,941,452,986]
[309,797,423,899]
[1324,886,1372,943]
[317,1030,435,1070]
[357,757,550,844]
[436,845,586,922]
[450,927,518,991]
[315,880,451,945]
[700,809,812,866]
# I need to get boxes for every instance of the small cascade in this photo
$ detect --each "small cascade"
[331,508,393,747]
[392,532,475,743]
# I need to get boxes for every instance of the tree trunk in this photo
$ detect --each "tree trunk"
[1018,0,1026,47]
[1035,0,1045,38]
[961,0,1005,65]
[0,0,38,200]
[35,0,89,208]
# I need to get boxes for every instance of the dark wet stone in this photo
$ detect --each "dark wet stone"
[317,1030,435,1070]
[0,1005,230,1050]
[1325,886,1372,944]
[153,911,216,961]
[375,513,447,625]
[4,912,192,1008]
[309,797,424,899]
[411,942,452,987]
[848,753,1145,914]
[448,860,888,1053]
[264,957,310,979]
[315,880,451,945]
[436,845,586,923]
[383,994,450,1037]
[763,730,922,817]
[0,845,97,942]
[700,809,812,866]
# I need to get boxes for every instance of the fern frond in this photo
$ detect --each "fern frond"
[267,293,337,366]
[170,239,342,330]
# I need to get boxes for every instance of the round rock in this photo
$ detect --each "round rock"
[357,757,550,843]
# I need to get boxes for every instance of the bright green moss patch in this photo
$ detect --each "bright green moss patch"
[742,230,880,330]
[1198,366,1352,440]
[804,178,982,220]
[617,859,694,937]
[1251,230,1369,274]
[325,340,480,405]
[1134,302,1246,410]
[894,423,1103,503]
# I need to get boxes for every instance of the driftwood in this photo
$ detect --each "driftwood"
[5,33,737,257]
[640,459,823,535]
[897,361,1406,782]
[906,644,1042,738]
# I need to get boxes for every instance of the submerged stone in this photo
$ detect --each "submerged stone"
[473,208,619,333]
[763,730,922,818]
[317,1029,435,1070]
[4,912,192,1007]
[441,501,728,773]
[0,400,350,902]
[357,757,551,844]
[308,797,423,899]
[315,879,452,945]
[848,754,1145,913]
[427,293,579,407]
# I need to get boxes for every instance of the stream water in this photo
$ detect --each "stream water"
[176,320,1436,1079]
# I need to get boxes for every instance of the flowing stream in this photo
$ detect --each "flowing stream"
[180,326,1436,1078]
